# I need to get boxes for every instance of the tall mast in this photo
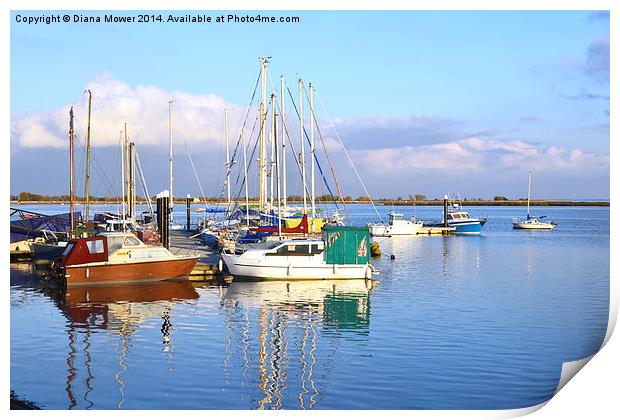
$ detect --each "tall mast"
[527,171,532,219]
[259,57,269,211]
[298,79,307,214]
[242,125,250,226]
[69,107,75,238]
[130,142,136,221]
[280,75,287,208]
[309,83,316,223]
[273,94,282,238]
[224,107,231,215]
[84,89,92,224]
[168,100,174,222]
[124,123,130,219]
[120,129,126,231]
[269,105,275,210]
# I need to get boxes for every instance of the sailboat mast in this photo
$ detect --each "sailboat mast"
[224,107,231,214]
[298,79,307,214]
[280,75,287,208]
[269,106,275,210]
[84,89,92,224]
[527,171,532,219]
[120,128,126,232]
[130,142,136,221]
[273,94,282,238]
[242,129,250,227]
[124,124,130,219]
[69,107,75,238]
[309,83,316,223]
[168,100,174,222]
[259,58,268,211]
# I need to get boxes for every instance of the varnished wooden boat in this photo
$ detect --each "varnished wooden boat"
[58,232,199,285]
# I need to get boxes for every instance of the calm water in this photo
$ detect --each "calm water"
[10,204,609,409]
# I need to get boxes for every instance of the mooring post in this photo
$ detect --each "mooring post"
[186,194,191,231]
[157,190,170,248]
[443,194,449,228]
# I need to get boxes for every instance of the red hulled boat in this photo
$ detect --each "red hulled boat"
[58,232,198,285]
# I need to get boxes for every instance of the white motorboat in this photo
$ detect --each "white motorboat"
[513,171,556,230]
[221,226,373,280]
[368,212,423,237]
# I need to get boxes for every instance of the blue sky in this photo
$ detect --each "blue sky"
[10,10,610,199]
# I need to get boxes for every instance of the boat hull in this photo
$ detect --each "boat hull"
[450,221,482,234]
[64,257,198,285]
[368,223,423,237]
[221,254,371,280]
[31,242,66,260]
[512,222,555,230]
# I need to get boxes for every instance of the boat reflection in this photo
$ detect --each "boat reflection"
[218,279,377,409]
[55,280,199,409]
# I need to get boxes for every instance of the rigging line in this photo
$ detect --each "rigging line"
[275,94,313,204]
[302,82,351,223]
[135,149,154,217]
[215,67,262,213]
[315,91,384,224]
[82,102,118,197]
[284,83,340,211]
[184,142,208,204]
[231,115,259,210]
[284,82,339,211]
[72,122,117,199]
[231,107,264,214]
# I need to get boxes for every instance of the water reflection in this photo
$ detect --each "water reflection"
[54,280,199,409]
[219,279,376,409]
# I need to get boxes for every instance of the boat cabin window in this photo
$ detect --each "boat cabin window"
[391,214,405,221]
[271,243,324,256]
[107,236,124,253]
[86,239,105,254]
[62,243,74,256]
[124,236,141,246]
[447,214,454,220]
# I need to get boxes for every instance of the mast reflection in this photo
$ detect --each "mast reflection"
[53,280,199,409]
[219,279,376,409]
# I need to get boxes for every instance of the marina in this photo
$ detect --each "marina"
[9,8,611,413]
[9,203,610,409]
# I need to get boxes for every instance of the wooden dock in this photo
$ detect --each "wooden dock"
[169,230,222,280]
[416,226,456,235]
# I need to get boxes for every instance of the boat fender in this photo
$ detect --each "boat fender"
[365,266,372,280]
[218,258,223,273]
[85,268,90,278]
[370,241,381,258]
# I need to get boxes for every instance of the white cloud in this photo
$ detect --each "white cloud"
[352,137,609,174]
[11,75,247,149]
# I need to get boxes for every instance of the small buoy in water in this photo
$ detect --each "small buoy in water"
[390,254,396,260]
[370,241,381,257]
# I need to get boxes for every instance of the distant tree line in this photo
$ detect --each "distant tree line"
[10,191,608,206]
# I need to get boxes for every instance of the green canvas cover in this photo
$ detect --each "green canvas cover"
[322,225,370,265]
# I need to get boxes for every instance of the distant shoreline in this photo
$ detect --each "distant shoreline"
[9,200,610,207]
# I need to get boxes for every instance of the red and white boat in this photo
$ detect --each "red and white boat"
[58,232,199,285]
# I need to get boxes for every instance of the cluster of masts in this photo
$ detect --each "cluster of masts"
[66,57,377,239]
[222,57,337,235]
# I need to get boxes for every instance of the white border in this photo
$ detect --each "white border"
[3,1,616,418]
